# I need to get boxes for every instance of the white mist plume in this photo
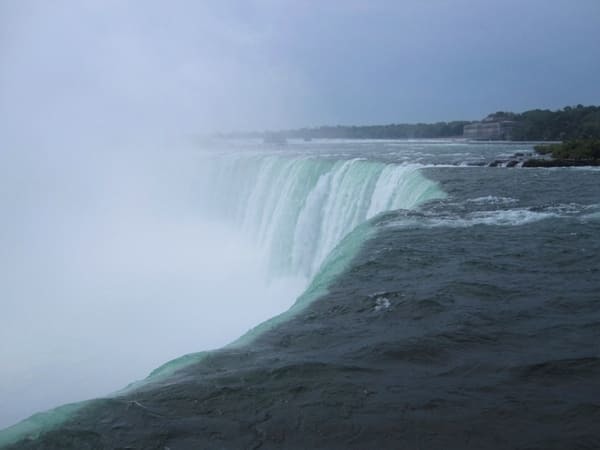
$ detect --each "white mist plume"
[0,143,310,428]
[0,0,311,146]
[0,0,312,428]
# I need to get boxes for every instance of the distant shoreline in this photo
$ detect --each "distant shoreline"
[216,104,600,142]
[215,136,561,145]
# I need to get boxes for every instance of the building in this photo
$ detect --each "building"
[463,119,516,140]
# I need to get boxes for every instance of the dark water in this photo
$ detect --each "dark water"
[3,142,600,449]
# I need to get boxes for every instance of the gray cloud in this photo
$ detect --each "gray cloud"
[2,0,599,140]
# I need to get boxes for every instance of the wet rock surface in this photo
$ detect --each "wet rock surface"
[485,151,600,168]
[522,158,600,167]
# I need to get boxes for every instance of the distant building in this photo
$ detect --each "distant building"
[463,119,516,140]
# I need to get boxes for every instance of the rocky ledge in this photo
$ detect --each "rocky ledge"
[484,151,600,168]
[522,158,600,167]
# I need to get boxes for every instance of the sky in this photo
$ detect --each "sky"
[1,0,600,138]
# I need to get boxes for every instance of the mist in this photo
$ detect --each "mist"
[0,1,310,146]
[0,142,310,427]
[0,1,308,427]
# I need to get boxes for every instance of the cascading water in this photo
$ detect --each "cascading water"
[4,139,600,450]
[140,153,447,374]
[0,148,446,444]
[200,154,446,280]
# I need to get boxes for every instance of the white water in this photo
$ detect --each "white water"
[0,147,444,430]
[200,154,445,279]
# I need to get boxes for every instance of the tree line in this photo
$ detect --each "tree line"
[534,139,600,160]
[489,105,600,141]
[284,122,470,140]
[217,105,600,141]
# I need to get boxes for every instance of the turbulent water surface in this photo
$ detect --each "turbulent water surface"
[1,140,599,449]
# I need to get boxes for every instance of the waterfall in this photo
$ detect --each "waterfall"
[200,154,446,279]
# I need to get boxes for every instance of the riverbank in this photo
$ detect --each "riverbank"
[524,140,600,167]
[484,140,600,168]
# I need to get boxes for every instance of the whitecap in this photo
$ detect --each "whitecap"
[467,196,519,205]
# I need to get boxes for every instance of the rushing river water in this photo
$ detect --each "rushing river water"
[2,139,599,449]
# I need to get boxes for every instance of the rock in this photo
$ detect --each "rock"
[522,159,600,167]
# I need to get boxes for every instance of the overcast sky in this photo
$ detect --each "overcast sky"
[1,0,599,138]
